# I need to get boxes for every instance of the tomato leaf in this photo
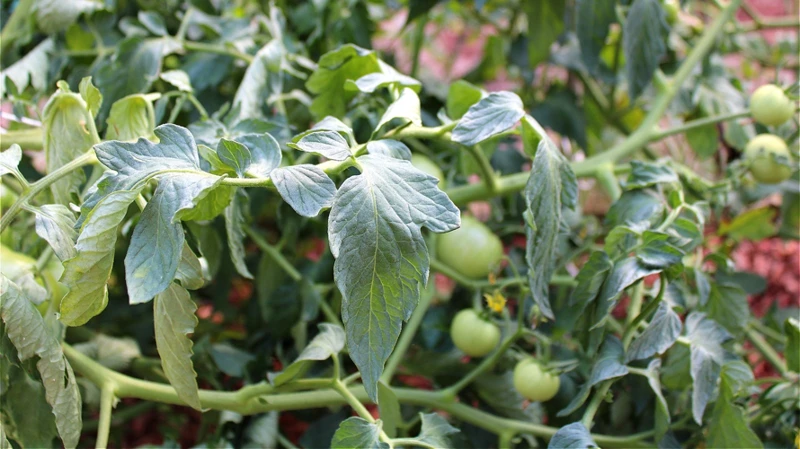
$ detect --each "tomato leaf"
[377,382,401,438]
[687,312,731,424]
[446,80,485,120]
[154,283,201,410]
[1,276,82,448]
[271,165,337,217]
[559,336,628,417]
[289,130,352,161]
[271,323,345,386]
[105,94,156,141]
[705,283,749,337]
[365,140,412,160]
[524,0,565,67]
[576,0,617,73]
[623,0,669,99]
[331,417,388,449]
[624,161,679,190]
[521,115,578,319]
[785,318,800,373]
[404,413,460,448]
[640,359,671,438]
[306,45,381,118]
[452,91,525,146]
[344,60,420,94]
[626,302,682,362]
[233,41,284,120]
[42,81,98,204]
[60,188,143,326]
[591,257,660,329]
[224,190,253,278]
[33,204,78,262]
[328,154,459,401]
[374,87,421,135]
[706,362,762,449]
[0,144,22,177]
[548,422,597,449]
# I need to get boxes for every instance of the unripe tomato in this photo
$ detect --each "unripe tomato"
[410,154,444,188]
[600,27,625,69]
[750,84,795,126]
[450,309,500,357]
[744,134,793,184]
[513,358,561,402]
[437,216,503,279]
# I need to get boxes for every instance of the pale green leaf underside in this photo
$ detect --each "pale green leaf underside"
[289,130,352,161]
[224,190,254,279]
[154,283,201,410]
[687,312,730,425]
[105,94,156,141]
[272,323,345,386]
[330,417,388,449]
[0,145,22,177]
[1,276,82,448]
[452,91,525,146]
[328,154,460,401]
[60,188,143,326]
[374,87,421,134]
[33,204,78,262]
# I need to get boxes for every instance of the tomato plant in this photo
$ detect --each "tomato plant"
[0,0,798,448]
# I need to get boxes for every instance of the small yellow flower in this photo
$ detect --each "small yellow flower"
[484,291,506,313]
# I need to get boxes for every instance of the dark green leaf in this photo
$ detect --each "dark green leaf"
[626,302,682,362]
[328,154,459,401]
[407,413,460,448]
[705,283,749,337]
[452,92,525,146]
[3,364,59,447]
[272,323,345,386]
[687,312,730,424]
[524,0,566,67]
[565,251,613,327]
[224,190,253,279]
[271,165,337,218]
[785,317,800,373]
[522,116,578,319]
[625,161,678,189]
[576,0,617,73]
[330,417,388,449]
[592,258,660,328]
[154,283,201,410]
[0,276,82,448]
[686,123,720,159]
[706,363,762,449]
[642,359,670,438]
[605,189,665,228]
[623,0,669,98]
[560,336,627,416]
[637,231,684,268]
[475,371,540,420]
[549,422,597,449]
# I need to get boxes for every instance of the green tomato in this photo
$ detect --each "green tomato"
[744,134,793,184]
[450,309,500,357]
[513,358,561,402]
[410,154,445,188]
[437,216,503,279]
[750,84,795,126]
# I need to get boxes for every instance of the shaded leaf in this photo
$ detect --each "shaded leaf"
[687,312,731,424]
[625,161,678,189]
[524,1,566,67]
[224,190,253,278]
[307,45,380,118]
[377,382,401,438]
[549,422,597,449]
[233,41,284,120]
[33,204,78,262]
[105,94,156,141]
[154,283,201,410]
[576,0,617,73]
[627,302,682,362]
[375,87,421,133]
[0,276,82,447]
[272,323,345,386]
[705,283,749,337]
[330,417,388,449]
[623,0,669,98]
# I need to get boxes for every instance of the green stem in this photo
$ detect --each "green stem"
[430,258,576,289]
[0,151,97,233]
[466,144,499,193]
[624,282,646,329]
[622,275,666,349]
[444,0,743,205]
[95,383,117,449]
[382,285,435,383]
[63,343,653,447]
[746,326,788,377]
[246,227,302,281]
[441,330,524,399]
[595,163,622,202]
[581,379,613,429]
[650,110,751,141]
[0,128,43,151]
